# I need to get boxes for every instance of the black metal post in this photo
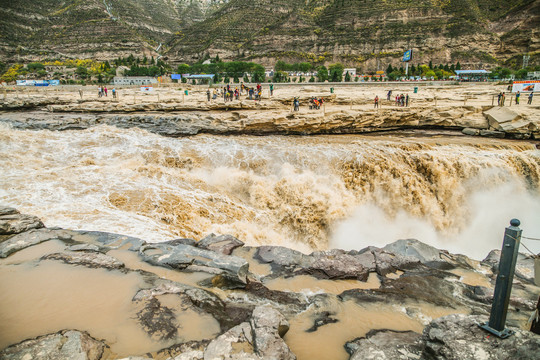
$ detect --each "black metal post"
[480,219,522,338]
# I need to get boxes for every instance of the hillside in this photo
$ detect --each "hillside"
[166,0,540,68]
[0,0,538,69]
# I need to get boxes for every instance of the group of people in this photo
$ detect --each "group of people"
[500,91,534,106]
[207,83,266,102]
[308,97,325,110]
[383,90,409,107]
[97,86,117,99]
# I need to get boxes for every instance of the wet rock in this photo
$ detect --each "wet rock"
[42,250,125,270]
[306,311,339,332]
[136,297,178,340]
[255,246,312,270]
[197,233,244,255]
[68,243,101,252]
[203,305,295,360]
[0,228,74,258]
[0,329,108,360]
[382,239,447,268]
[164,238,197,247]
[74,230,146,251]
[462,127,480,136]
[479,129,505,138]
[296,252,369,280]
[422,314,540,360]
[372,250,422,276]
[482,250,536,283]
[140,243,249,285]
[156,340,210,360]
[0,207,44,235]
[345,329,423,360]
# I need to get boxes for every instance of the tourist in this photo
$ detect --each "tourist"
[207,89,211,102]
[235,88,239,100]
[497,92,502,106]
[387,90,392,101]
[98,86,102,98]
[406,94,409,107]
[112,88,117,99]
[104,87,108,97]
[249,88,254,100]
[501,92,506,106]
[78,89,83,99]
[257,89,262,101]
[528,92,534,105]
[374,95,379,108]
[515,91,520,105]
[293,98,299,111]
[270,83,274,96]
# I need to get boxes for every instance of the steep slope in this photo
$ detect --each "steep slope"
[166,0,539,68]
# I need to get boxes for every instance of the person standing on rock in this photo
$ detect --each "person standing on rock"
[112,87,116,99]
[387,90,392,101]
[515,91,520,105]
[270,83,274,96]
[501,92,506,106]
[528,92,533,105]
[497,92,502,106]
[207,89,211,102]
[104,87,108,97]
[293,97,299,111]
[78,89,83,99]
[98,86,102,98]
[406,94,409,107]
[374,95,379,108]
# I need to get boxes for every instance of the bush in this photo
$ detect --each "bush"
[329,63,344,82]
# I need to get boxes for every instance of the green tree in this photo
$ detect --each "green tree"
[429,60,433,69]
[309,76,315,82]
[344,71,351,82]
[27,62,45,72]
[456,62,461,70]
[299,62,312,73]
[316,66,328,82]
[75,66,88,79]
[177,64,190,74]
[328,63,344,82]
[500,68,512,78]
[275,60,289,72]
[515,69,527,79]
[386,64,393,74]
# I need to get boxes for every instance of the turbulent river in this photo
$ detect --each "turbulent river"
[1,124,539,259]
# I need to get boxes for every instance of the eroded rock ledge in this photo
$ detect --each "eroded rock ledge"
[0,207,538,360]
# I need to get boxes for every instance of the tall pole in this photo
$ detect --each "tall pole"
[405,62,409,77]
[480,219,522,338]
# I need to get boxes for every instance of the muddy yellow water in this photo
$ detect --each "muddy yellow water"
[232,247,272,277]
[449,268,492,288]
[264,273,380,294]
[284,298,469,360]
[0,258,218,356]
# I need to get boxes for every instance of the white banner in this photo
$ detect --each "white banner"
[512,80,540,93]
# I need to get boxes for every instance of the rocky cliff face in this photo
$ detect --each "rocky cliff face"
[1,0,538,68]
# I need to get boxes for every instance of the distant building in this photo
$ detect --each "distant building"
[527,71,540,80]
[455,70,490,81]
[343,68,356,77]
[113,76,157,85]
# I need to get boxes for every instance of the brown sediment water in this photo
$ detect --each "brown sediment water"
[449,268,492,288]
[107,249,213,286]
[232,247,272,277]
[386,270,404,279]
[1,240,66,265]
[284,299,423,360]
[263,273,380,294]
[284,298,470,360]
[0,259,218,356]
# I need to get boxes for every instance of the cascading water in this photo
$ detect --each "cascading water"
[1,124,539,259]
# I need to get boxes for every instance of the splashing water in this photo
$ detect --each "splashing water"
[1,124,539,259]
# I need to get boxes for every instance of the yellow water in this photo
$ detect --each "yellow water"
[284,298,469,360]
[264,273,380,294]
[449,268,492,288]
[0,258,219,356]
[1,125,539,258]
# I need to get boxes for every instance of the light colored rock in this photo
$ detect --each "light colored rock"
[198,233,244,255]
[0,330,108,360]
[43,251,125,269]
[0,207,44,235]
[203,305,295,360]
[140,243,249,284]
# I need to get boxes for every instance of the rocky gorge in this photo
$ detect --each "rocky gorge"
[0,207,539,359]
